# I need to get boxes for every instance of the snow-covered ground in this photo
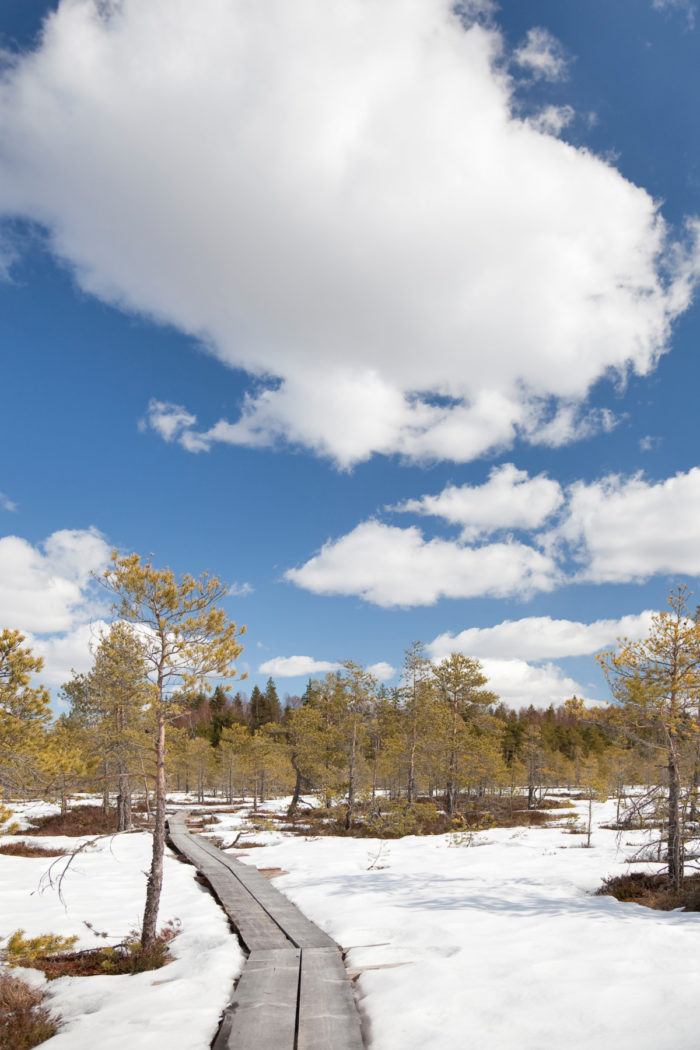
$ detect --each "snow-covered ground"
[0,800,244,1049]
[2,794,700,1049]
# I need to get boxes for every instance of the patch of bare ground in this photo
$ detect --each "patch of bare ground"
[24,807,119,837]
[0,973,62,1049]
[596,872,700,911]
[0,843,67,858]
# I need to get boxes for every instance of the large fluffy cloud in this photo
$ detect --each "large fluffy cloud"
[548,468,700,582]
[478,658,593,709]
[30,620,110,690]
[288,465,700,606]
[0,0,696,466]
[427,612,655,663]
[285,520,558,607]
[393,463,563,540]
[0,528,110,634]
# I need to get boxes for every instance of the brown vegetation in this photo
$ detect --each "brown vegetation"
[0,973,61,1049]
[25,922,180,979]
[24,807,119,837]
[280,794,570,839]
[0,843,67,858]
[596,871,700,911]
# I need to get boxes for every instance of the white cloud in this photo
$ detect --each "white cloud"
[547,468,700,582]
[479,658,595,709]
[513,27,570,81]
[393,463,563,540]
[258,655,341,677]
[140,400,195,443]
[529,105,575,136]
[652,0,695,29]
[30,619,110,689]
[0,492,17,513]
[367,661,397,681]
[0,528,110,633]
[427,612,655,663]
[286,520,558,607]
[228,581,254,597]
[288,462,700,607]
[0,0,694,467]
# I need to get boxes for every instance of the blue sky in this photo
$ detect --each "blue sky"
[2,0,700,708]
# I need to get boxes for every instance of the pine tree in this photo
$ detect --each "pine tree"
[99,551,245,948]
[598,585,700,890]
[62,622,151,830]
[431,653,498,816]
[0,630,52,794]
[262,677,282,724]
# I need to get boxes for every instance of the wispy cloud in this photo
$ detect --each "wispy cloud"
[513,27,570,81]
[0,492,17,513]
[228,581,254,597]
[651,0,695,29]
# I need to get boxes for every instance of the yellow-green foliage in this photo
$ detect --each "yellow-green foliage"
[364,800,440,838]
[100,920,180,974]
[3,930,78,965]
[0,793,19,836]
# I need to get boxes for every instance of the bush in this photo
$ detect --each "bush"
[26,921,181,979]
[596,871,700,911]
[24,807,118,837]
[2,932,78,967]
[0,844,67,858]
[0,973,61,1049]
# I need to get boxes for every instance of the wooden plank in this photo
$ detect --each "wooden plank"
[212,948,300,1050]
[193,834,337,949]
[168,817,290,951]
[297,948,365,1050]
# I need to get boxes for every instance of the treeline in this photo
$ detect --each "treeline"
[0,628,651,834]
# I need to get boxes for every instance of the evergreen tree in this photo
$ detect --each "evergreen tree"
[99,550,245,948]
[62,622,151,830]
[0,630,52,794]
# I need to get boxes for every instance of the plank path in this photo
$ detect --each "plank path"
[167,811,365,1050]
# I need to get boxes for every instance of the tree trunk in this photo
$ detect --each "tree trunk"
[689,745,700,824]
[345,715,358,830]
[141,710,166,950]
[102,758,110,814]
[667,735,683,892]
[116,767,132,832]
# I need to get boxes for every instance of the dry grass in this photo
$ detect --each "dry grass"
[596,871,700,911]
[0,843,67,858]
[28,921,181,979]
[24,807,119,837]
[0,973,61,1049]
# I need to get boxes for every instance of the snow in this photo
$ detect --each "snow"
[0,801,244,1050]
[2,794,700,1049]
[206,796,700,1050]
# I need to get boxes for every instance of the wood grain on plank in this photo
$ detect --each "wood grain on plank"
[193,833,337,949]
[298,948,366,1050]
[212,948,300,1050]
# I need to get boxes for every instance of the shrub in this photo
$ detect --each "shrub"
[2,932,78,967]
[0,973,61,1049]
[596,871,700,911]
[24,807,118,837]
[28,921,181,979]
[0,844,67,858]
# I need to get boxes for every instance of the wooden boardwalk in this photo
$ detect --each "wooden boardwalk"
[167,812,365,1050]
